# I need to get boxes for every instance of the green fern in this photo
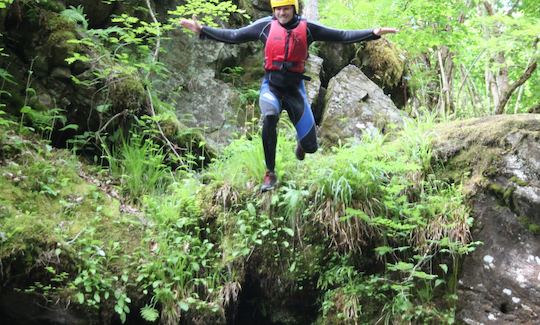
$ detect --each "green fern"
[60,5,89,30]
[140,305,159,322]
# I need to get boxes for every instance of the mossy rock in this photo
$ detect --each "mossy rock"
[432,114,540,196]
[0,131,145,319]
[42,11,80,66]
[108,70,146,114]
[354,39,405,88]
[237,0,272,20]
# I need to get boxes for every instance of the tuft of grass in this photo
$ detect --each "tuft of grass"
[103,133,172,203]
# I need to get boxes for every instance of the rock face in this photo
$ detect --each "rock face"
[304,55,324,117]
[432,114,540,324]
[157,29,245,147]
[320,65,406,144]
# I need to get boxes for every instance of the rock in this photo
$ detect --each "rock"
[353,39,408,108]
[157,29,243,148]
[0,291,92,325]
[304,55,323,114]
[239,0,272,20]
[318,42,356,83]
[64,0,115,28]
[432,114,540,324]
[50,67,72,80]
[319,65,406,145]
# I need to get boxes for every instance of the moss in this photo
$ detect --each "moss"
[40,11,80,65]
[108,70,146,114]
[48,30,77,51]
[356,39,404,87]
[432,115,540,198]
[529,223,540,234]
[510,176,528,187]
[45,12,77,33]
[487,182,514,206]
[0,134,144,285]
[157,112,182,139]
[518,216,540,235]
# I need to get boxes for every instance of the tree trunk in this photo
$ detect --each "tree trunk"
[302,0,319,21]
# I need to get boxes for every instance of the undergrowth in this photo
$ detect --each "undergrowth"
[1,108,474,324]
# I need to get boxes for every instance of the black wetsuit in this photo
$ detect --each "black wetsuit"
[200,15,380,172]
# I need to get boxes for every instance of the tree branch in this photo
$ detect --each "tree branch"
[144,0,182,162]
[495,61,537,114]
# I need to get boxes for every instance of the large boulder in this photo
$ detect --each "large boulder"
[432,114,540,324]
[319,65,406,145]
[317,41,356,83]
[156,29,246,148]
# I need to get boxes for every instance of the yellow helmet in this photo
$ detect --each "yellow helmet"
[270,0,299,13]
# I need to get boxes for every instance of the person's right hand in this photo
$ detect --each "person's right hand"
[180,15,202,34]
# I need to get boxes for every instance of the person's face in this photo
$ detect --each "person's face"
[274,5,295,24]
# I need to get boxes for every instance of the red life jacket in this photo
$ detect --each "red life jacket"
[264,19,308,74]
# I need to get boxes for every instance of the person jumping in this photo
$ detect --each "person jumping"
[180,0,397,192]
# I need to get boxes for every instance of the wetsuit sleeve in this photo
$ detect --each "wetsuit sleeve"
[200,17,271,44]
[307,21,381,44]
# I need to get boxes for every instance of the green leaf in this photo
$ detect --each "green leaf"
[76,292,84,304]
[283,228,294,237]
[389,261,414,272]
[20,106,33,114]
[247,203,256,216]
[141,305,159,322]
[179,301,189,311]
[439,264,448,274]
[96,104,110,113]
[412,270,437,280]
[374,246,393,256]
[59,124,79,131]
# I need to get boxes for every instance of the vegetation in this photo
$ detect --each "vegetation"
[0,0,538,324]
[320,0,539,117]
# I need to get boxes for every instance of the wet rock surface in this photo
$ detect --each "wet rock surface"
[432,114,540,324]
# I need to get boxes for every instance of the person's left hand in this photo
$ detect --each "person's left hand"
[180,14,202,34]
[373,27,399,36]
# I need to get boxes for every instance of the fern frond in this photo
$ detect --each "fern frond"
[60,5,89,30]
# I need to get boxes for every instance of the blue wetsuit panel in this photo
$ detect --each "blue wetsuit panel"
[294,81,315,141]
[259,78,281,116]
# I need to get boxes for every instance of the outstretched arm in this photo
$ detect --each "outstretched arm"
[308,21,398,43]
[179,16,271,44]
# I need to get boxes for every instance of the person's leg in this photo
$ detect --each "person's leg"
[259,78,282,171]
[262,115,278,171]
[259,78,282,191]
[283,81,318,157]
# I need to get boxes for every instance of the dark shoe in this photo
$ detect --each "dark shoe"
[261,170,277,192]
[295,143,305,161]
